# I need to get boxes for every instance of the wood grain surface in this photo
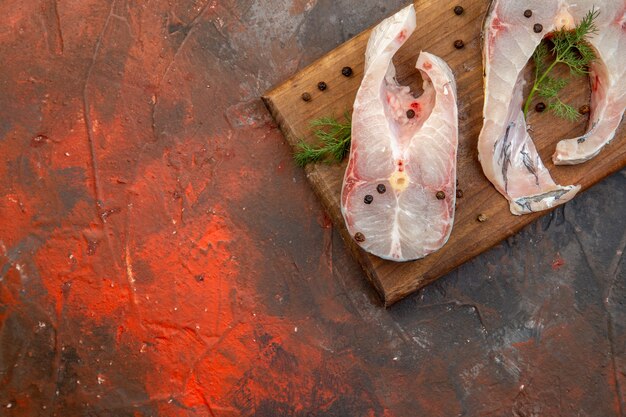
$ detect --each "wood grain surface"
[263,0,626,306]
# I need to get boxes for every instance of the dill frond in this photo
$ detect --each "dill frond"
[293,112,352,167]
[523,8,599,121]
[532,42,550,77]
[538,76,569,99]
[549,98,580,122]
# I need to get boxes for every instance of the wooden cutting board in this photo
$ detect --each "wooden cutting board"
[262,0,626,306]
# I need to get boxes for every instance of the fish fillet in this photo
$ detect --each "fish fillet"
[341,5,458,262]
[480,0,626,215]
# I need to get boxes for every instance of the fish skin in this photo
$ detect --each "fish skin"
[341,5,459,262]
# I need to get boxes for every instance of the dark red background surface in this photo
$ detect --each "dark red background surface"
[0,1,624,416]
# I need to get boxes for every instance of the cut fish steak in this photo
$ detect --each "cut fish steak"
[341,5,459,262]
[480,0,626,215]
[554,0,626,164]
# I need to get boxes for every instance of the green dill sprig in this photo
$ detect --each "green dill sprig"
[523,8,599,121]
[294,111,352,167]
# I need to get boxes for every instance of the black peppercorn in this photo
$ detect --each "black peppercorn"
[579,104,590,115]
[342,66,353,77]
[301,92,312,102]
[406,109,416,119]
[436,191,445,200]
[354,232,365,242]
[377,184,386,194]
[524,9,532,18]
[535,102,546,112]
[454,40,465,49]
[317,81,327,91]
[364,195,373,204]
[454,6,464,15]
[534,23,543,33]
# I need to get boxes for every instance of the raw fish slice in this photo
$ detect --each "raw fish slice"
[341,5,459,261]
[481,0,626,213]
[553,0,626,164]
[480,0,582,215]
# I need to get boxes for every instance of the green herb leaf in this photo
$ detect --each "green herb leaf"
[537,76,568,99]
[548,98,580,122]
[523,8,599,121]
[532,42,550,77]
[293,112,352,167]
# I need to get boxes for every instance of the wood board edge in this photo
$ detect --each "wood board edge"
[262,93,389,304]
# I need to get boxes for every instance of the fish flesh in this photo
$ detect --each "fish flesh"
[480,0,626,215]
[553,0,626,164]
[341,5,458,261]
[341,6,458,262]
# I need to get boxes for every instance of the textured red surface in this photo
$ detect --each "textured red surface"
[0,1,625,416]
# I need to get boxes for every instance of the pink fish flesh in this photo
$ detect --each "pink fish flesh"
[341,5,459,262]
[479,0,626,215]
